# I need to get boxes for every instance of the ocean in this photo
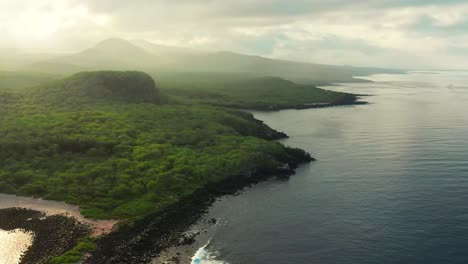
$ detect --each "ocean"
[191,71,468,264]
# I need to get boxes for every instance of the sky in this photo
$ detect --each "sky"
[1,0,468,69]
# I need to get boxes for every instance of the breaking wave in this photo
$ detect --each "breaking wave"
[191,240,227,264]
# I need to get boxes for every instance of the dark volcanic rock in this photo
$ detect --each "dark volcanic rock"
[0,208,90,264]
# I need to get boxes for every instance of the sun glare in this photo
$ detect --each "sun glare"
[94,15,111,26]
[2,2,109,44]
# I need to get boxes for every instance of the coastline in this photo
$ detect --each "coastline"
[0,90,363,263]
[213,93,367,111]
[0,194,118,237]
[138,94,369,263]
[0,208,89,264]
[0,194,117,263]
[0,120,312,264]
[85,145,313,264]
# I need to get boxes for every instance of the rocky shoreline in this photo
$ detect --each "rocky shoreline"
[0,116,312,264]
[85,148,313,264]
[0,148,312,264]
[216,93,367,111]
[0,194,119,237]
[0,208,90,264]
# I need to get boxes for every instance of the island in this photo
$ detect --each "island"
[0,39,393,264]
[0,70,327,263]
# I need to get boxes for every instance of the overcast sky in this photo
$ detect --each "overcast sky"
[2,0,468,69]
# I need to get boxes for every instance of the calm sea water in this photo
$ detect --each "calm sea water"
[192,71,468,264]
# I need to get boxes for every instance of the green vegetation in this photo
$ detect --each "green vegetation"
[49,237,95,264]
[30,71,162,108]
[158,74,354,110]
[0,71,311,220]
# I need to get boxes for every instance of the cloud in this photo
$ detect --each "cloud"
[2,0,468,68]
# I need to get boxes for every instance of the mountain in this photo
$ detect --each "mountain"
[27,39,158,74]
[132,39,200,56]
[26,38,403,84]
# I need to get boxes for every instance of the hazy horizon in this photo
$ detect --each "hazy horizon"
[2,1,468,70]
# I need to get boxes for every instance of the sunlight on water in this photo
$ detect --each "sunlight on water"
[191,241,227,264]
[0,229,33,264]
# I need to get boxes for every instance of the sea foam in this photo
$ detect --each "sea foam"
[191,241,227,264]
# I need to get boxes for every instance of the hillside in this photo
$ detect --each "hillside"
[0,71,311,221]
[149,50,400,84]
[28,71,161,108]
[161,75,358,110]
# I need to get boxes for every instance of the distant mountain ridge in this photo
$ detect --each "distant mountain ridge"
[25,38,403,84]
[28,39,157,73]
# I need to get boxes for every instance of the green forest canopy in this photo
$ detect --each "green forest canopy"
[0,71,316,220]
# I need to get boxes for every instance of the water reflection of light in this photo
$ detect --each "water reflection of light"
[0,229,34,264]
